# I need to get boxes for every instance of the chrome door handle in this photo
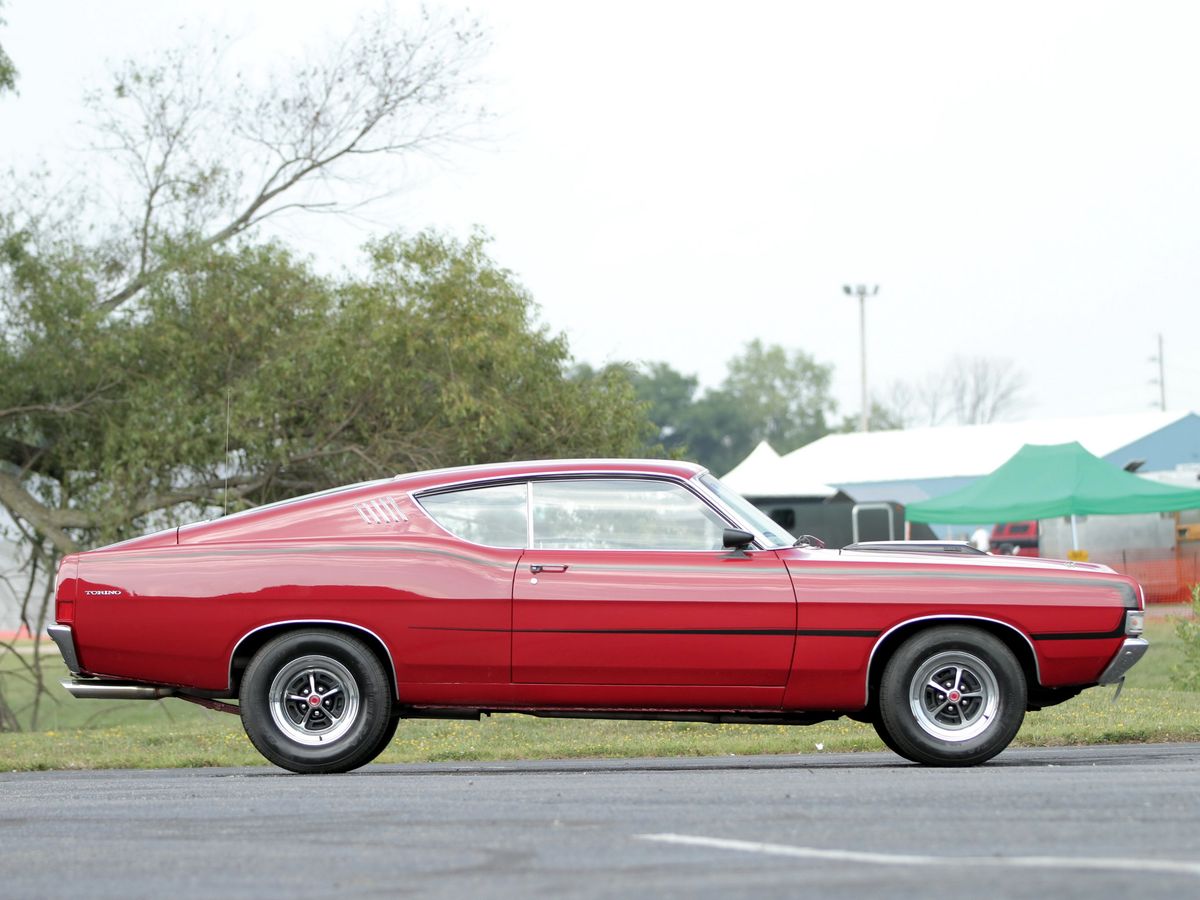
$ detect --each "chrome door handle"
[529,564,568,574]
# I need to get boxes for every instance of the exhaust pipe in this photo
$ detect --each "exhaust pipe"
[61,679,177,700]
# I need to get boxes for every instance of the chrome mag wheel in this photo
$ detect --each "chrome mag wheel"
[908,650,999,742]
[876,626,1025,766]
[269,654,361,745]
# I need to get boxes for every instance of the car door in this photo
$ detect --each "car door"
[512,477,796,689]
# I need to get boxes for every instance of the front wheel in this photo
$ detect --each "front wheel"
[877,626,1026,766]
[239,629,394,774]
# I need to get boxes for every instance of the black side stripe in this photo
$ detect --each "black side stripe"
[796,629,880,638]
[1030,623,1126,641]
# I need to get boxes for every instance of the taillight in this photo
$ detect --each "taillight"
[55,555,78,624]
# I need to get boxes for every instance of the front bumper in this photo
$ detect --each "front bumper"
[47,624,81,675]
[1097,638,1149,685]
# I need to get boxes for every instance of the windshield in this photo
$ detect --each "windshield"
[699,473,796,549]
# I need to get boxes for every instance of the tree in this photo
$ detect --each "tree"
[630,342,837,476]
[14,7,489,315]
[0,14,654,729]
[943,356,1027,425]
[719,340,836,455]
[0,228,652,729]
[0,1,15,95]
[629,362,699,455]
[3,8,492,544]
[836,400,907,434]
[873,356,1027,428]
[2,226,652,551]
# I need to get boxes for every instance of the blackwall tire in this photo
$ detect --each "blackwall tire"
[878,626,1026,767]
[368,713,402,761]
[869,708,917,762]
[239,629,393,774]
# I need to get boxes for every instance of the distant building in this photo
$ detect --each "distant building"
[722,412,1200,595]
[722,440,936,546]
[765,410,1200,506]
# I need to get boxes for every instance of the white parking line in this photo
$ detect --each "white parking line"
[635,833,1200,878]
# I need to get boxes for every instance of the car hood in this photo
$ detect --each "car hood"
[788,546,1117,576]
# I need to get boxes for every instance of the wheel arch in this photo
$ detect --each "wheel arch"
[864,615,1041,710]
[228,620,398,699]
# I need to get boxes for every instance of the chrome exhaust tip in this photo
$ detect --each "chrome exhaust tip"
[61,679,177,700]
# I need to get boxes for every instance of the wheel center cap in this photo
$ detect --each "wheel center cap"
[948,690,961,703]
[307,694,322,707]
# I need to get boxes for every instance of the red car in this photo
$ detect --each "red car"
[49,459,1147,773]
[990,521,1040,557]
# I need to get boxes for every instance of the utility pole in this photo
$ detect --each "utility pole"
[1150,333,1166,411]
[843,284,879,431]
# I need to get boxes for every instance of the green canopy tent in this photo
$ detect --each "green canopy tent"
[906,442,1200,549]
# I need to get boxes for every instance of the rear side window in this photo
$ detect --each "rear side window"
[419,483,528,548]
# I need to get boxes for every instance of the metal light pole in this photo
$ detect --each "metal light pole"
[843,284,879,432]
[1150,333,1166,411]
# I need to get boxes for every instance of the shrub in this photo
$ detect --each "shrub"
[1172,583,1200,691]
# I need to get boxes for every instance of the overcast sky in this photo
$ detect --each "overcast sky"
[3,0,1199,423]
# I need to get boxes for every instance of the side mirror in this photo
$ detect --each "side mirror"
[722,528,755,557]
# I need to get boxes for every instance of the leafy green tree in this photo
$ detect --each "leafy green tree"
[0,225,651,731]
[836,400,907,433]
[2,9,493,550]
[1172,583,1200,691]
[676,389,758,477]
[0,11,652,728]
[629,342,836,475]
[1,228,651,555]
[720,339,835,455]
[0,1,16,95]
[630,362,699,455]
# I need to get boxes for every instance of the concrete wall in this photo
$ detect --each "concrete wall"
[1040,513,1177,559]
[0,536,39,633]
[1,505,52,634]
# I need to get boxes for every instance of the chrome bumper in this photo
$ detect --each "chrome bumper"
[47,624,81,675]
[1097,637,1149,685]
[50,624,180,700]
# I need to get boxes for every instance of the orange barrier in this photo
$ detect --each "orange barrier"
[1089,548,1200,604]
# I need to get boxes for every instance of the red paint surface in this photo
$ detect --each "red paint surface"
[57,460,1143,715]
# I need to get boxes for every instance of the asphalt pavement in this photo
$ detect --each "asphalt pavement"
[3,743,1199,899]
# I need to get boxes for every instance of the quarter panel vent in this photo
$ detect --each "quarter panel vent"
[353,496,409,526]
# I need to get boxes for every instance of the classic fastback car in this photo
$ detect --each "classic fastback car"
[49,459,1148,773]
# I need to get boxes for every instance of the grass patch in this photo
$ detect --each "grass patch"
[1,617,1196,772]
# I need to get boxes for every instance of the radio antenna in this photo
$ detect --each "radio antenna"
[223,387,232,517]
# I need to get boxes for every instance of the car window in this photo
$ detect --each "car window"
[531,478,727,550]
[699,473,796,548]
[419,483,528,548]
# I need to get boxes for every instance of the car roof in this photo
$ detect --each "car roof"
[394,458,708,493]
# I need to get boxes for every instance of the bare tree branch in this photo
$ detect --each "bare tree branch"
[95,8,488,312]
[877,356,1028,428]
[0,471,77,554]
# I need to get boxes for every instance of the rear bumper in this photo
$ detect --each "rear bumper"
[1097,638,1149,685]
[49,624,181,700]
[47,624,81,675]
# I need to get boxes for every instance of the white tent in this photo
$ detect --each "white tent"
[777,410,1198,487]
[721,440,838,498]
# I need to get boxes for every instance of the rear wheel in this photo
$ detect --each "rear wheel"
[239,630,393,774]
[878,626,1026,766]
[869,705,917,762]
